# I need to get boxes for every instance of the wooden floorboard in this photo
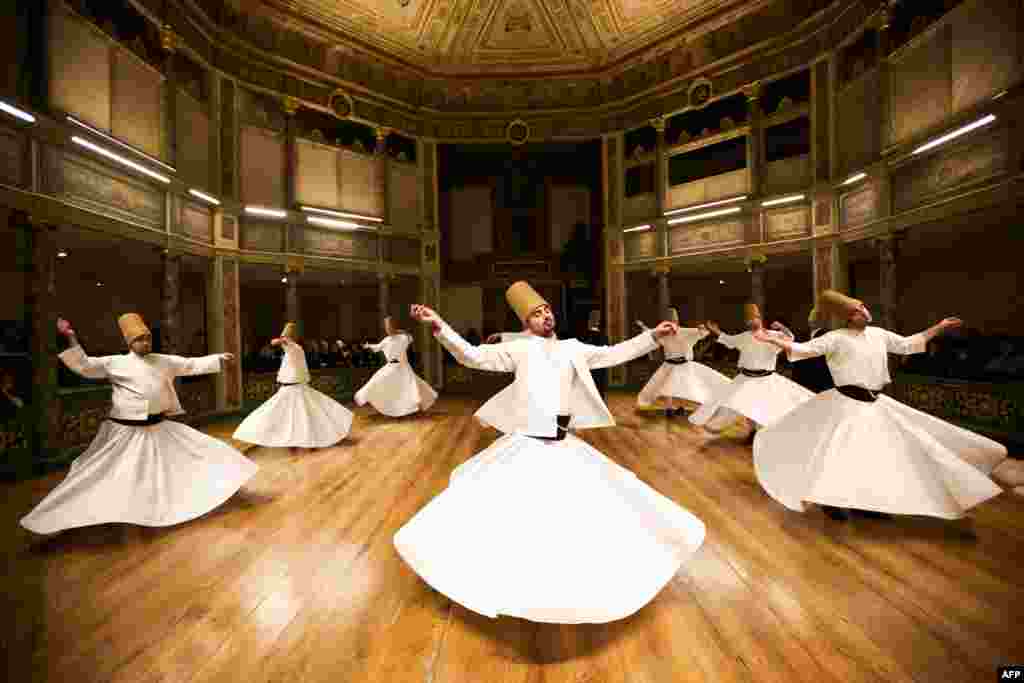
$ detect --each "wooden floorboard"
[2,392,1022,683]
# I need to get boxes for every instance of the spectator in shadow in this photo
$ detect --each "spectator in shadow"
[0,368,24,421]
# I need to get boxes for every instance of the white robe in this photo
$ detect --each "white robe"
[355,333,437,417]
[232,339,353,448]
[689,330,814,431]
[393,325,706,624]
[637,327,731,407]
[21,346,258,534]
[754,326,1007,518]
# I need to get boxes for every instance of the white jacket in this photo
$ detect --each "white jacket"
[59,345,224,419]
[434,323,658,437]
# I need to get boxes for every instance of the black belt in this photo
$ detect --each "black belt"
[836,385,880,402]
[532,415,572,442]
[389,359,400,363]
[740,368,773,378]
[108,413,166,426]
[665,357,688,365]
[278,381,305,386]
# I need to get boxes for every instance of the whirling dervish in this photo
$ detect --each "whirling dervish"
[355,316,437,417]
[636,307,731,417]
[751,289,1015,521]
[21,315,259,535]
[689,302,814,442]
[393,281,706,624]
[233,322,353,450]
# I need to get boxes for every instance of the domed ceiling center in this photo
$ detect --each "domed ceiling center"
[252,0,770,76]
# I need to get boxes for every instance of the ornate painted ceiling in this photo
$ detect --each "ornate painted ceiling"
[243,0,774,76]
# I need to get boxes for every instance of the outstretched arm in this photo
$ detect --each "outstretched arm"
[753,328,834,362]
[884,317,962,355]
[411,304,516,373]
[583,322,673,369]
[166,352,234,376]
[56,318,110,379]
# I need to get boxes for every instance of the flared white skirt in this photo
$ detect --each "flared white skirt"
[689,372,814,431]
[233,383,353,448]
[355,363,437,417]
[637,361,732,407]
[393,433,706,624]
[21,420,259,534]
[753,389,1007,518]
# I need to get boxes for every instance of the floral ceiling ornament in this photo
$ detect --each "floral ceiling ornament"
[329,89,354,119]
[507,119,530,146]
[688,78,713,108]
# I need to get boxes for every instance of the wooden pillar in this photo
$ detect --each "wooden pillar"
[811,59,831,185]
[813,239,848,326]
[207,255,240,411]
[693,293,706,323]
[878,235,900,331]
[220,77,238,201]
[744,81,763,198]
[750,259,766,319]
[876,3,894,150]
[655,266,670,318]
[20,214,58,467]
[283,97,299,207]
[160,25,178,168]
[418,138,442,387]
[161,250,182,354]
[378,273,390,322]
[651,116,669,258]
[377,128,390,224]
[602,133,627,387]
[285,271,299,326]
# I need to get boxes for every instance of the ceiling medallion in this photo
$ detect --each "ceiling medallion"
[507,119,530,146]
[329,89,354,119]
[688,78,713,109]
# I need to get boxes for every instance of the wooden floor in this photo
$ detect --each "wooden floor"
[3,393,1023,683]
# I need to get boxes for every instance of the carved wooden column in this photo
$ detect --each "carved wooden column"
[160,249,182,354]
[207,255,240,411]
[19,213,59,467]
[811,56,831,185]
[378,273,391,322]
[220,77,238,202]
[377,128,390,225]
[160,25,179,167]
[744,81,764,198]
[651,116,669,258]
[285,270,299,325]
[827,53,839,182]
[813,239,848,325]
[876,2,894,150]
[602,133,627,387]
[419,139,442,387]
[749,258,766,318]
[693,293,707,324]
[283,97,299,208]
[655,266,671,318]
[877,235,900,332]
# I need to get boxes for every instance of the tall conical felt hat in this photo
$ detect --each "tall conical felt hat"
[743,303,761,321]
[818,289,863,319]
[588,309,601,328]
[506,281,549,324]
[667,307,680,323]
[118,313,150,344]
[281,322,298,338]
